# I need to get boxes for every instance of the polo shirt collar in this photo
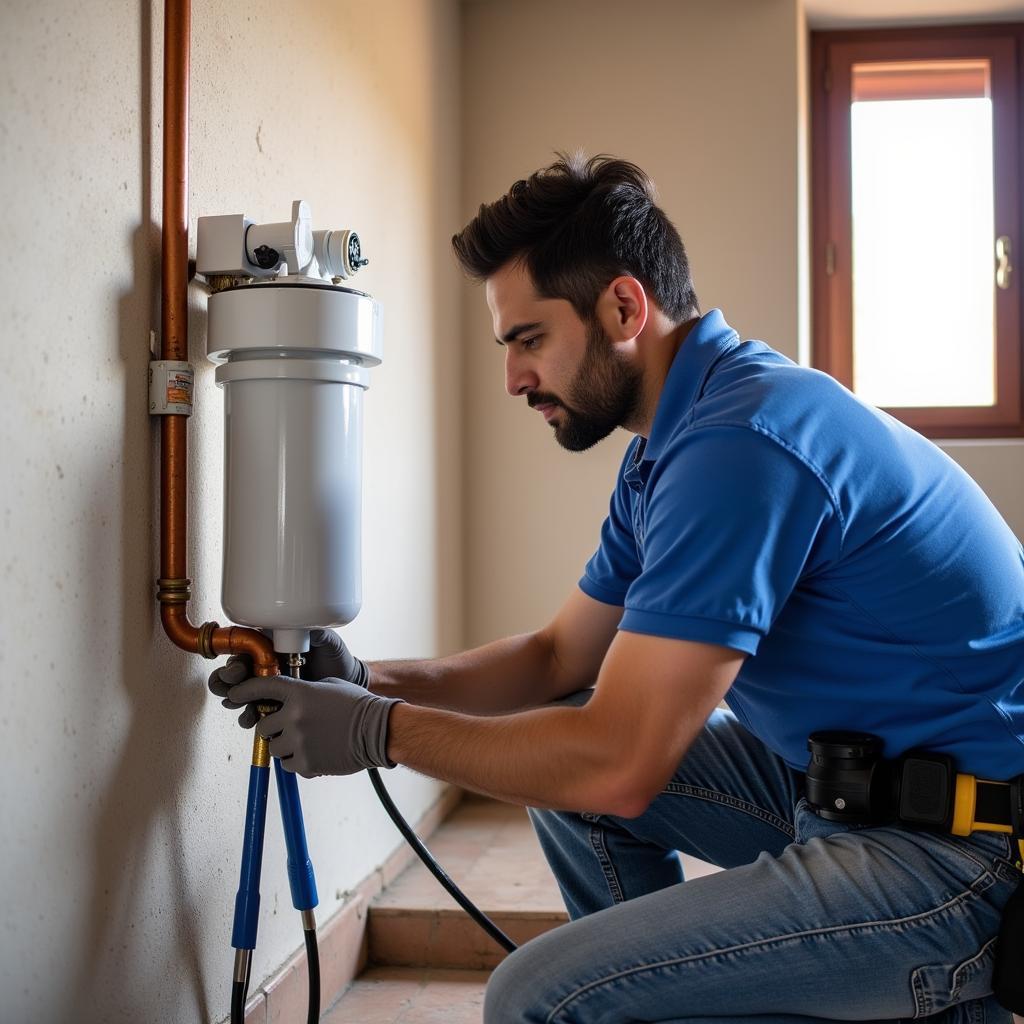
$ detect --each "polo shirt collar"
[639,308,740,464]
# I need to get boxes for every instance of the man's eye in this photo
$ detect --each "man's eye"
[521,336,541,351]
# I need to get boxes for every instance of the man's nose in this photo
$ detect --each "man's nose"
[505,350,539,397]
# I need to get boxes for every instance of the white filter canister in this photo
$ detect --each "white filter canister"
[208,283,382,652]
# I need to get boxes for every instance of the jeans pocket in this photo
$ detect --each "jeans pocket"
[911,937,997,1018]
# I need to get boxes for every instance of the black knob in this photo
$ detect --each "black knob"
[347,233,369,271]
[253,244,280,270]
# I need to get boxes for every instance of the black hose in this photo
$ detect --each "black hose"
[230,981,245,1024]
[367,767,518,954]
[230,952,251,1024]
[304,928,320,1024]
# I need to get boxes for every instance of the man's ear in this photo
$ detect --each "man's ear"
[596,276,648,341]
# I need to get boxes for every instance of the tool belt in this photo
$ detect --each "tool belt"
[804,731,1024,1014]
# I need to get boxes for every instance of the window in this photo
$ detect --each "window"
[811,26,1023,438]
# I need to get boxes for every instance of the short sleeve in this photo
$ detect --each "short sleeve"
[579,438,644,606]
[620,426,839,653]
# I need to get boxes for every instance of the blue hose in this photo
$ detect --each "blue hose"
[274,758,319,911]
[231,763,271,950]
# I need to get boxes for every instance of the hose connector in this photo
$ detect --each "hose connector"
[252,728,271,770]
[232,763,271,950]
[274,758,319,912]
[233,947,251,984]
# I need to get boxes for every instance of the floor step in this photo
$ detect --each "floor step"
[367,796,567,970]
[365,795,720,971]
[322,967,489,1023]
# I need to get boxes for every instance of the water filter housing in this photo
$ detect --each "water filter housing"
[207,279,382,654]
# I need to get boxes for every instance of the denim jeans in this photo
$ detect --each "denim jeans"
[484,694,1020,1024]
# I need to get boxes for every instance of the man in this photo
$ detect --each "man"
[212,154,1024,1024]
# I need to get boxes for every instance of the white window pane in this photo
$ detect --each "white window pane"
[851,97,995,408]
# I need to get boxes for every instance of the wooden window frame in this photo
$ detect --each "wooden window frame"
[811,25,1024,438]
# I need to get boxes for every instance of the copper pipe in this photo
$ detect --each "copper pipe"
[160,0,189,580]
[161,0,189,366]
[158,0,277,678]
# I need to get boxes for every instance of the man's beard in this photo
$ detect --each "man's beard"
[532,319,643,452]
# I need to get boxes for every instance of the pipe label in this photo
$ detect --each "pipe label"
[149,360,195,415]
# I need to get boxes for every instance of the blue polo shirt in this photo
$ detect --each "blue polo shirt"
[580,309,1024,778]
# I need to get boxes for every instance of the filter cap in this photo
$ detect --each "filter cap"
[273,628,311,655]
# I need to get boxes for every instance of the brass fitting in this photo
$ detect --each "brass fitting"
[251,702,280,768]
[197,619,220,659]
[251,734,270,769]
[156,577,191,604]
[207,273,254,293]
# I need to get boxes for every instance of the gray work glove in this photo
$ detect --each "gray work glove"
[226,674,403,778]
[299,628,370,687]
[208,628,369,728]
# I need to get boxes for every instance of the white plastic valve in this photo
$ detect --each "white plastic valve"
[197,200,370,283]
[245,199,314,275]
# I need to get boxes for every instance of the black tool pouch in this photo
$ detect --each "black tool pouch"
[994,873,1024,1013]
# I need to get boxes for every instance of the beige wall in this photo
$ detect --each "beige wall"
[0,2,459,1021]
[459,0,1024,650]
[460,0,807,645]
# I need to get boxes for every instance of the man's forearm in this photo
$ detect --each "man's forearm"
[366,631,565,715]
[385,700,639,815]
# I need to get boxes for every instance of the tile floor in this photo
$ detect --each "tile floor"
[323,967,489,1023]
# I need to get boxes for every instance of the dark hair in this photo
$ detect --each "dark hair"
[452,152,699,323]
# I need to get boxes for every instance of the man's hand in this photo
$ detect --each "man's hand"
[208,657,265,727]
[300,628,370,687]
[207,628,369,727]
[226,675,403,778]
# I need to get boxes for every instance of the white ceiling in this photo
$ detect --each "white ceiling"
[804,0,1024,29]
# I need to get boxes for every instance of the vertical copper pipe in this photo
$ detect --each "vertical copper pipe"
[161,0,189,369]
[158,0,276,677]
[161,0,190,585]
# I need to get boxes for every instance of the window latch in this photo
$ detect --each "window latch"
[996,235,1013,290]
